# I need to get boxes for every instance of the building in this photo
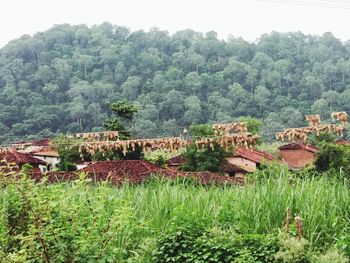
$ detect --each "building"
[31,149,60,172]
[279,142,318,169]
[226,148,275,173]
[166,153,256,178]
[0,150,46,173]
[12,139,52,153]
[222,163,250,178]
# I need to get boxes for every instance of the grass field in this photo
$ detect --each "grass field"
[0,166,349,262]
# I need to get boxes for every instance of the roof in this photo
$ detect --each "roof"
[80,160,162,176]
[222,162,248,173]
[30,169,243,186]
[234,148,275,164]
[279,142,318,153]
[166,155,185,166]
[31,139,52,147]
[0,150,46,166]
[32,150,59,158]
[336,139,350,145]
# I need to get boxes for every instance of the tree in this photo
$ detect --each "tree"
[238,116,262,134]
[254,85,270,115]
[102,101,142,160]
[104,101,138,139]
[311,99,329,119]
[181,124,230,173]
[314,143,350,175]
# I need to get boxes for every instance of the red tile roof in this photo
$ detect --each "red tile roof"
[32,150,59,158]
[78,160,243,185]
[279,142,318,153]
[0,150,46,166]
[80,160,162,176]
[234,148,275,164]
[31,139,52,146]
[166,155,185,166]
[336,139,350,145]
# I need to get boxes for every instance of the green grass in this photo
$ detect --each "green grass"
[0,168,349,262]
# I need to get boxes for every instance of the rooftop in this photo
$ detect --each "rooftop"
[0,150,46,166]
[234,148,275,164]
[279,142,318,153]
[166,155,185,166]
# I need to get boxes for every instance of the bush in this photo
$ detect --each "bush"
[153,225,279,262]
[314,143,350,174]
[275,235,309,262]
[337,235,350,257]
[310,249,349,263]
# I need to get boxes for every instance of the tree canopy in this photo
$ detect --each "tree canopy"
[0,24,350,143]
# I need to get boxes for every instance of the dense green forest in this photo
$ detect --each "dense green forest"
[1,23,350,143]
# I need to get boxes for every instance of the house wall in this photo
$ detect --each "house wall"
[226,157,257,172]
[33,156,60,172]
[280,149,315,169]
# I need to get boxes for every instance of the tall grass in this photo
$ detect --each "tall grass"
[0,167,349,261]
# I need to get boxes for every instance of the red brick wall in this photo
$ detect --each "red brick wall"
[280,149,315,169]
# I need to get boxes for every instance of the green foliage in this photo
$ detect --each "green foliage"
[238,116,263,134]
[54,136,84,171]
[104,100,138,139]
[107,101,138,120]
[181,124,229,172]
[1,25,350,143]
[146,153,166,167]
[308,132,337,146]
[275,235,309,262]
[189,124,215,138]
[337,235,350,257]
[311,249,349,263]
[0,169,349,261]
[181,143,229,172]
[314,143,350,174]
[153,225,279,262]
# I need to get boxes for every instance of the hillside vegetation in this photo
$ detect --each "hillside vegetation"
[1,23,350,142]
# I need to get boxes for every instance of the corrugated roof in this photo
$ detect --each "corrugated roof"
[279,142,318,153]
[234,148,275,164]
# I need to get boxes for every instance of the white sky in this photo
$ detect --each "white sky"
[1,0,350,47]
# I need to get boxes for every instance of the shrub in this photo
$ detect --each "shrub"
[153,225,279,262]
[275,234,309,263]
[310,249,349,263]
[314,143,350,174]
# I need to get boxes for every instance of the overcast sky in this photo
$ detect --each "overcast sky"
[1,0,350,48]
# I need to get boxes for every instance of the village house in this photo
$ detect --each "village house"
[31,149,60,172]
[222,163,249,178]
[226,148,276,173]
[10,139,60,172]
[279,142,318,169]
[166,148,274,177]
[0,150,46,173]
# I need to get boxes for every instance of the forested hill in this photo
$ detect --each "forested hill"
[1,23,350,143]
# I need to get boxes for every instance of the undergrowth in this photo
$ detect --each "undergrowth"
[0,167,349,262]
